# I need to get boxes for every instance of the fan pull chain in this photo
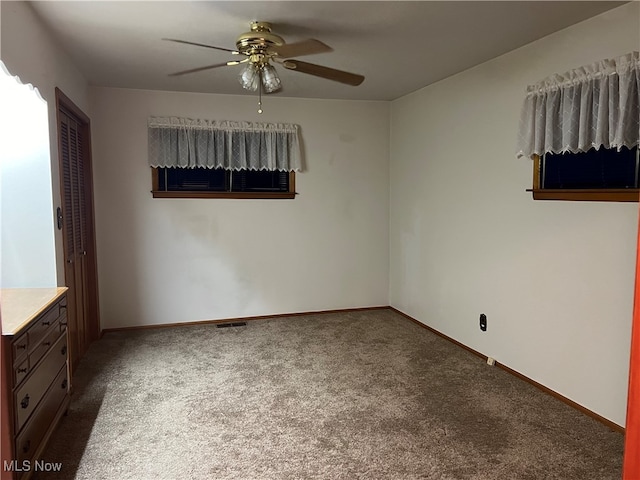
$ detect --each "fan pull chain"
[257,69,263,114]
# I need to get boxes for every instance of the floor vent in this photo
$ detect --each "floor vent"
[216,322,247,328]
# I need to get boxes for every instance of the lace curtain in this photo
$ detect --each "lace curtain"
[516,52,640,159]
[148,117,302,171]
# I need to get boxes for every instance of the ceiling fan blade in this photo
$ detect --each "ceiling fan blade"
[282,60,364,86]
[162,38,239,55]
[269,39,332,59]
[168,60,244,77]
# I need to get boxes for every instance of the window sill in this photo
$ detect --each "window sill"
[151,191,296,199]
[527,189,640,202]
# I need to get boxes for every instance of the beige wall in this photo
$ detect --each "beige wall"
[89,87,390,328]
[389,2,640,427]
[0,1,90,285]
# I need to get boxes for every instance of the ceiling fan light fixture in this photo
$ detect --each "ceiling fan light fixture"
[239,63,259,91]
[261,63,281,93]
[165,21,365,114]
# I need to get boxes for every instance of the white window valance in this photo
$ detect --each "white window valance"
[148,116,302,171]
[516,52,640,159]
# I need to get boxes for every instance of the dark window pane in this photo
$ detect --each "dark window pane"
[231,170,289,192]
[543,146,638,189]
[158,168,166,191]
[155,167,291,194]
[159,167,228,191]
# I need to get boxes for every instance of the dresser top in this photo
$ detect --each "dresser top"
[1,287,68,336]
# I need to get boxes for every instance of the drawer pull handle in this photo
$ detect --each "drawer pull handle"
[17,368,27,374]
[16,344,26,350]
[20,394,30,409]
[43,341,51,347]
[61,379,68,390]
[42,321,51,326]
[61,345,67,356]
[22,440,31,453]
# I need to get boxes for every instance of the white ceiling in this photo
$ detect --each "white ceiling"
[29,1,625,101]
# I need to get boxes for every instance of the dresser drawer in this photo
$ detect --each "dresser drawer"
[28,321,63,369]
[14,333,68,432]
[12,333,29,362]
[14,357,29,385]
[11,299,65,365]
[26,302,62,351]
[16,366,69,464]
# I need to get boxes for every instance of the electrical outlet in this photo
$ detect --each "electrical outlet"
[479,313,487,331]
[487,357,495,366]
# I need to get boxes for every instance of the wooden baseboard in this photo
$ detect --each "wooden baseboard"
[100,306,389,334]
[389,307,625,434]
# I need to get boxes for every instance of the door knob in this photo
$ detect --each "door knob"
[56,207,63,230]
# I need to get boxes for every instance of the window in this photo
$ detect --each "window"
[0,61,57,286]
[151,167,295,199]
[529,146,639,202]
[517,52,639,202]
[148,117,301,199]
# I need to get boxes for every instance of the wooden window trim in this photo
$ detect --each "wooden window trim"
[528,154,640,202]
[150,168,297,199]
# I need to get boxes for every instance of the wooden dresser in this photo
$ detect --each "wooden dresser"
[1,288,70,480]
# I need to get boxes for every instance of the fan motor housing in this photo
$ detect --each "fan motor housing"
[236,21,284,54]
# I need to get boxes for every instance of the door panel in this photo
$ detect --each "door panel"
[623,204,640,478]
[56,89,99,375]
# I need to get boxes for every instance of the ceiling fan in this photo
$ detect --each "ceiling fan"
[163,21,365,112]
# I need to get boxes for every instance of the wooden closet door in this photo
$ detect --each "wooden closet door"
[60,110,87,366]
[56,89,100,375]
